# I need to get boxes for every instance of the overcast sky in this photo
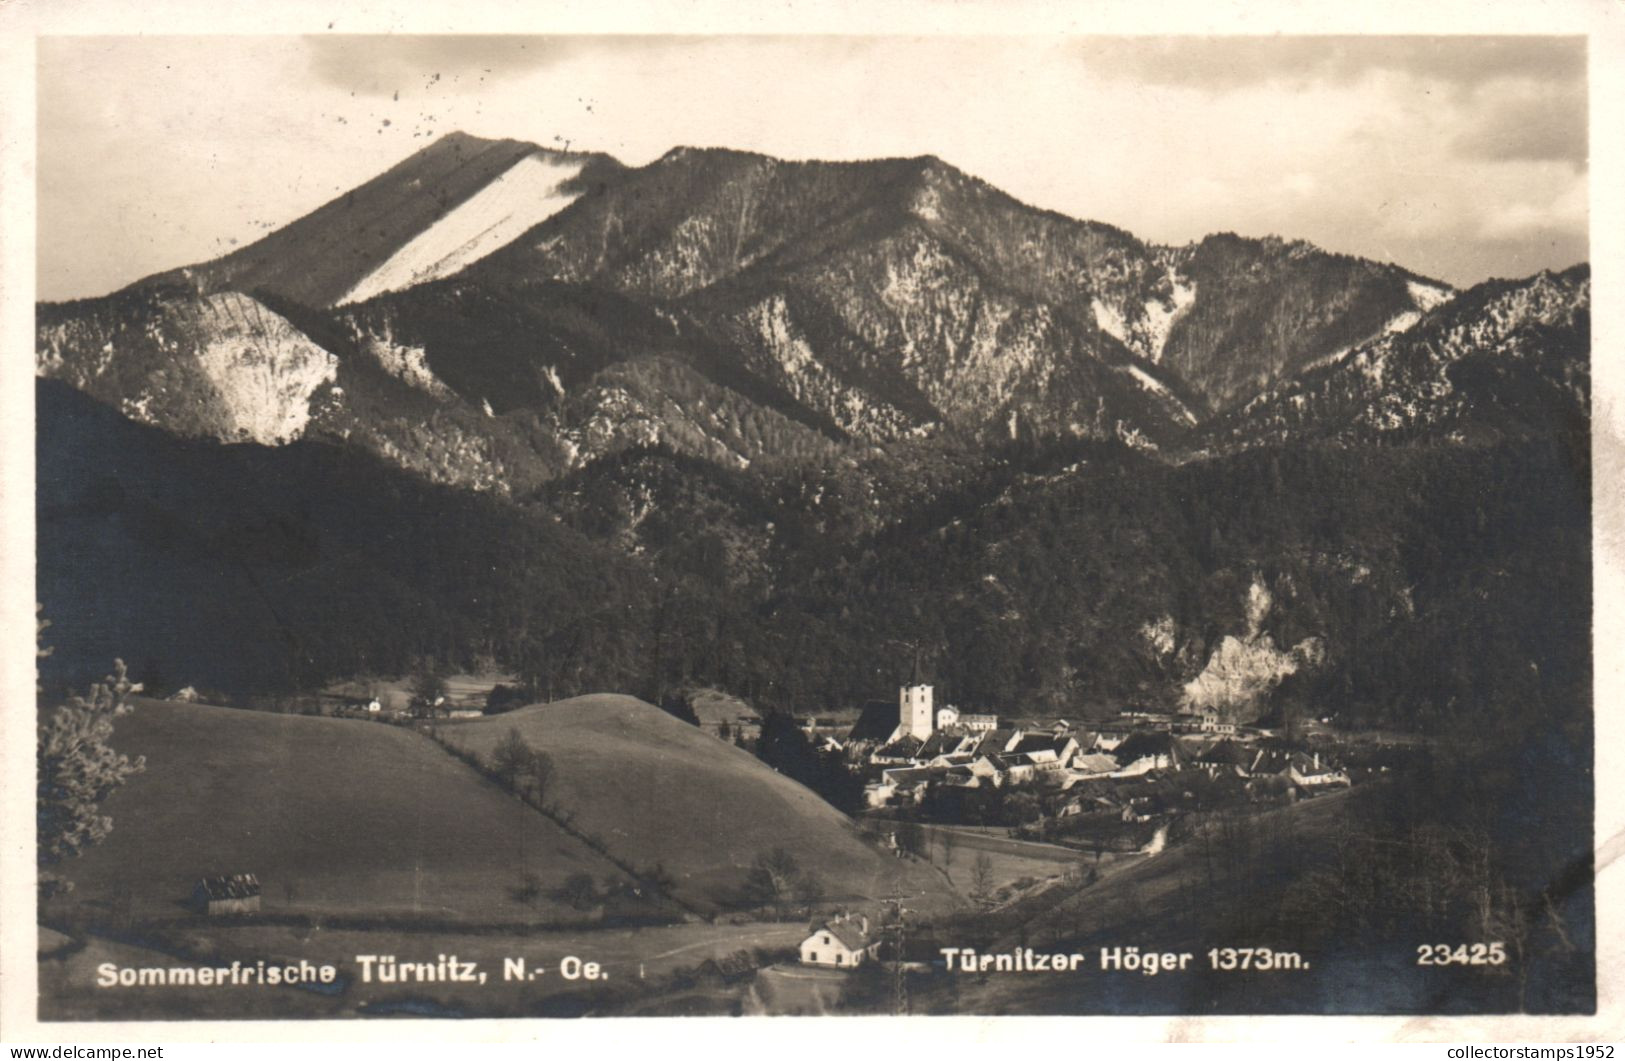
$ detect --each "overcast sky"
[36,34,1587,301]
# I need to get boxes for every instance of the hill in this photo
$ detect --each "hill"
[439,694,961,914]
[34,379,657,696]
[927,746,1591,1015]
[49,698,633,922]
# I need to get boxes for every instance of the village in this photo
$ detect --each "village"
[781,676,1420,975]
[819,677,1413,851]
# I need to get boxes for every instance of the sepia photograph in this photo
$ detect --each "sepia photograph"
[5,7,1615,1035]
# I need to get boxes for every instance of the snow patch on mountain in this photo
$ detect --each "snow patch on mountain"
[188,294,338,443]
[1117,363,1198,426]
[1382,309,1421,335]
[1140,270,1197,363]
[337,154,585,305]
[1407,279,1454,312]
[1092,299,1127,345]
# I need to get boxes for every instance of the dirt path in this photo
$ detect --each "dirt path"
[641,924,807,962]
[916,822,1090,862]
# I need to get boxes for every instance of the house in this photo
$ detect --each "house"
[800,914,874,968]
[913,731,980,765]
[1111,732,1193,776]
[971,728,1023,757]
[1011,733,1081,771]
[955,713,999,733]
[1070,752,1120,777]
[697,950,758,984]
[879,765,939,793]
[193,874,261,915]
[1198,710,1237,736]
[1094,721,1137,751]
[971,752,1038,786]
[1286,751,1351,791]
[936,704,960,730]
[1195,739,1255,776]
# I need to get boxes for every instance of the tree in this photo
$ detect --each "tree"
[743,847,801,917]
[491,727,536,794]
[409,659,448,717]
[754,713,821,788]
[484,683,531,715]
[526,749,555,807]
[37,655,147,898]
[970,852,995,900]
[895,820,926,859]
[556,871,599,910]
[640,861,677,898]
[794,870,826,915]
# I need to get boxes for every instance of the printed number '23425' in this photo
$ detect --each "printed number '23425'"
[1416,943,1507,966]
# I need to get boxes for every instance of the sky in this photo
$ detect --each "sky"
[35,34,1588,301]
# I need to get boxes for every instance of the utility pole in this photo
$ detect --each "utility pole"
[880,895,916,1015]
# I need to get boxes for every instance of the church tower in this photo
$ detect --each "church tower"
[898,653,933,739]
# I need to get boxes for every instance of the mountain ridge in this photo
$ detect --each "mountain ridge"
[36,131,1583,499]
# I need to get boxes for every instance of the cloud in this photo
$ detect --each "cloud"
[1451,81,1587,169]
[302,35,602,96]
[1077,36,1584,94]
[1477,179,1588,242]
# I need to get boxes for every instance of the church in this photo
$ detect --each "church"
[844,663,939,749]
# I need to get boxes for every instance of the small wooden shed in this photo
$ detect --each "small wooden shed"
[193,873,262,915]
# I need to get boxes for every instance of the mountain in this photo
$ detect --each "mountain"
[38,133,1474,495]
[470,146,1452,438]
[1199,264,1589,451]
[33,130,1590,727]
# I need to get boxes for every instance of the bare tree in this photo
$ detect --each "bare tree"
[970,852,995,900]
[744,847,802,917]
[795,870,827,915]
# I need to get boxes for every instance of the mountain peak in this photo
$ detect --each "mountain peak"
[135,131,619,309]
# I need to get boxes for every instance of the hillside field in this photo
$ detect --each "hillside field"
[46,699,631,923]
[439,694,962,914]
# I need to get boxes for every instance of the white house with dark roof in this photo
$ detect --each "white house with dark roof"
[799,913,874,967]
